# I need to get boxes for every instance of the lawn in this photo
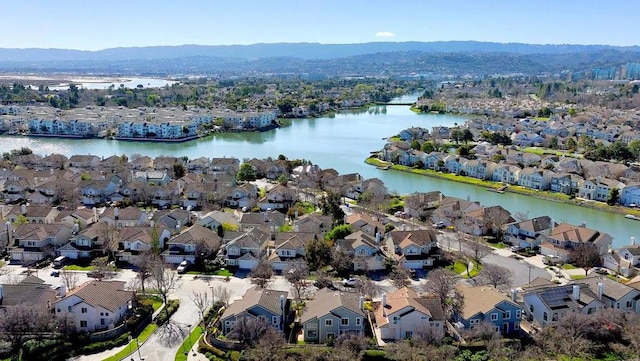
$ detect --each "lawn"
[102,323,158,361]
[63,264,96,271]
[561,264,577,270]
[174,326,203,361]
[214,268,233,277]
[570,275,586,280]
[446,261,482,278]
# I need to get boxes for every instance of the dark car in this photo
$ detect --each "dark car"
[50,270,60,277]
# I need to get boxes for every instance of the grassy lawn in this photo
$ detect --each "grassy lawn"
[570,275,586,280]
[364,157,390,167]
[102,323,158,361]
[446,261,482,278]
[214,268,233,277]
[561,264,577,270]
[491,242,508,249]
[63,264,96,271]
[174,326,203,361]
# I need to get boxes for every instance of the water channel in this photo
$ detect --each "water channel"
[0,95,637,247]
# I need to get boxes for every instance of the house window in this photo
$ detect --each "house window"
[307,329,317,338]
[392,317,398,324]
[469,319,479,325]
[543,312,548,322]
[258,315,266,322]
[356,318,362,326]
[325,319,333,327]
[341,318,349,326]
[105,313,109,316]
[529,305,534,313]
[626,301,633,308]
[57,308,61,313]
[100,319,106,325]
[326,333,336,340]
[552,313,558,322]
[504,311,511,319]
[491,313,498,321]
[81,308,87,313]
[405,331,413,339]
[68,306,72,312]
[80,320,87,328]
[516,310,522,319]
[514,323,520,330]
[100,312,103,316]
[272,316,279,324]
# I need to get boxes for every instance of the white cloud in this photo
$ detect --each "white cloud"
[375,31,396,38]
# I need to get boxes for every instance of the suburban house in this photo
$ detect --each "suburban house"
[257,185,297,211]
[9,223,73,265]
[457,205,514,237]
[54,280,134,332]
[0,276,58,309]
[620,183,640,207]
[504,216,557,249]
[578,177,626,202]
[491,165,521,184]
[7,204,59,224]
[336,231,385,271]
[454,284,523,335]
[222,228,268,269]
[161,224,221,265]
[197,210,239,236]
[402,191,443,218]
[58,226,104,260]
[582,274,640,312]
[345,213,385,237]
[603,243,640,277]
[226,183,258,209]
[115,226,171,265]
[539,223,613,261]
[238,211,286,232]
[264,232,317,271]
[219,287,289,336]
[373,287,444,342]
[385,230,440,269]
[430,197,483,228]
[517,168,552,190]
[293,214,333,233]
[99,207,149,228]
[522,283,605,328]
[301,288,366,343]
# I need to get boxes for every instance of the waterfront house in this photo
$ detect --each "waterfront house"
[386,230,439,269]
[398,127,429,141]
[219,286,288,336]
[301,288,365,343]
[504,216,557,249]
[550,173,583,195]
[578,177,625,202]
[454,284,523,335]
[54,280,134,332]
[517,168,552,190]
[373,287,444,342]
[463,160,496,180]
[522,283,605,328]
[491,164,521,184]
[620,183,640,207]
[336,230,385,271]
[538,223,613,261]
[442,155,468,175]
[162,224,221,265]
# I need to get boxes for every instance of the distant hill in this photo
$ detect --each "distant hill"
[2,41,640,62]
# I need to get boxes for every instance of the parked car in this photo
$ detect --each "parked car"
[342,278,361,287]
[87,270,105,279]
[50,270,60,277]
[432,222,445,229]
[177,260,190,274]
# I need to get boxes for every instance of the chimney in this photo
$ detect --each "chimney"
[597,282,604,300]
[359,296,365,311]
[375,232,381,243]
[114,207,119,220]
[21,204,27,216]
[632,237,636,246]
[510,288,518,302]
[50,168,54,175]
[439,192,443,202]
[572,285,581,301]
[150,220,155,228]
[93,207,98,221]
[280,294,286,312]
[381,292,387,308]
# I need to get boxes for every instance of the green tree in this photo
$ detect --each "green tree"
[305,237,331,271]
[566,137,577,151]
[607,187,619,206]
[629,139,640,160]
[172,163,186,178]
[549,136,559,149]
[421,141,435,153]
[451,129,464,144]
[325,224,352,241]
[320,192,345,223]
[237,163,256,182]
[462,129,474,143]
[410,140,421,150]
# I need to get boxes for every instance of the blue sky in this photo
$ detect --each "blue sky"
[4,0,638,50]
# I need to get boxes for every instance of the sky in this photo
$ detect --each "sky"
[3,0,639,50]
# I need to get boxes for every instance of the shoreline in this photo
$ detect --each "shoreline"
[363,157,640,218]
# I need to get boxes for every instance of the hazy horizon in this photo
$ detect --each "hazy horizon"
[3,0,639,51]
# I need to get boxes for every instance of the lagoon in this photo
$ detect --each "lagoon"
[0,95,637,247]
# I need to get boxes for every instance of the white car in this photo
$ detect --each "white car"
[342,278,361,287]
[176,260,190,274]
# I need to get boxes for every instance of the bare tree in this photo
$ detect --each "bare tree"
[132,250,159,294]
[355,277,382,299]
[465,237,491,266]
[333,332,367,360]
[330,247,353,276]
[229,317,272,346]
[621,311,640,360]
[243,326,286,361]
[149,262,180,320]
[477,264,512,290]
[191,289,211,329]
[513,210,530,223]
[412,323,445,346]
[211,284,231,307]
[424,269,458,317]
[96,222,121,260]
[284,262,310,304]
[535,312,595,360]
[0,305,56,357]
[390,263,412,289]
[60,269,79,291]
[569,243,602,276]
[251,259,274,288]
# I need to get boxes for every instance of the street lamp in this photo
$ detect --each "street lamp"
[183,324,192,355]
